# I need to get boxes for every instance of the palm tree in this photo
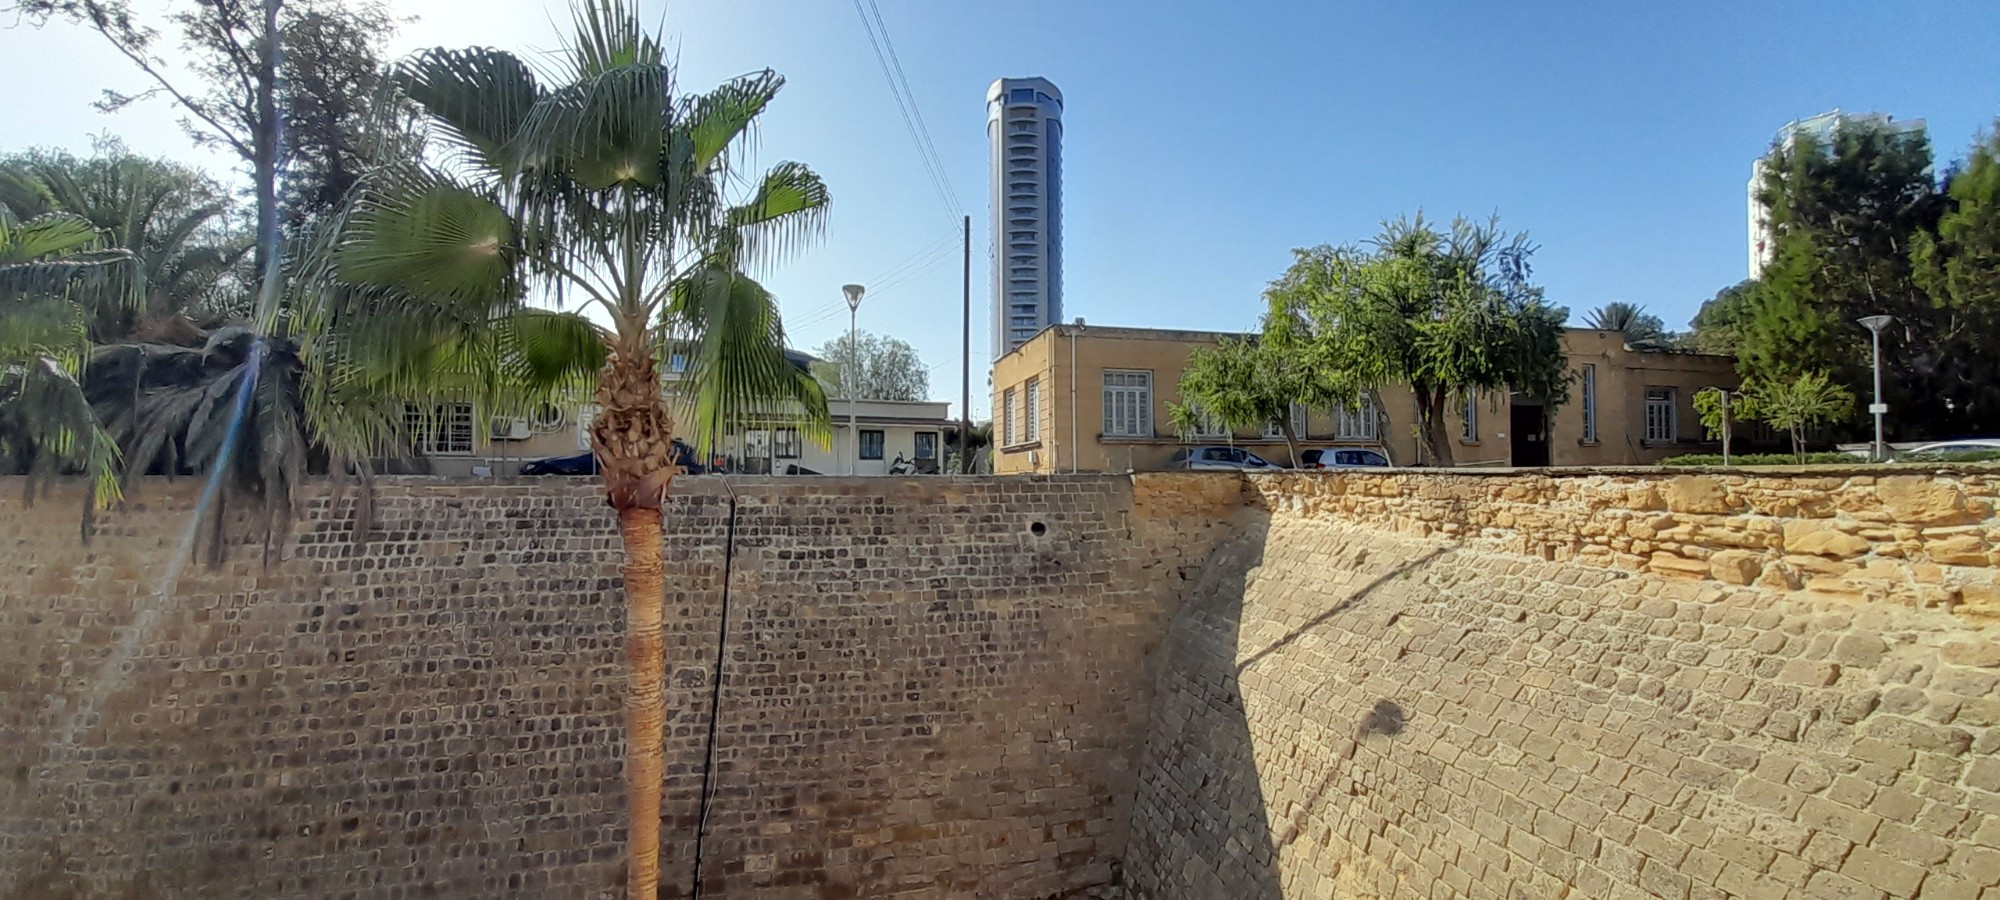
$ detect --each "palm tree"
[336,3,830,894]
[0,206,133,516]
[1583,301,1669,347]
[0,149,251,343]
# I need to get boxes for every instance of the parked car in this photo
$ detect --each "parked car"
[1891,440,2000,463]
[1167,445,1281,471]
[1299,448,1391,470]
[520,440,705,475]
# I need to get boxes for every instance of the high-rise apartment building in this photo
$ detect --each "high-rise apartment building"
[988,77,1064,360]
[1747,109,1926,278]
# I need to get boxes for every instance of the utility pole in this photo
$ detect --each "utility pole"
[960,214,972,474]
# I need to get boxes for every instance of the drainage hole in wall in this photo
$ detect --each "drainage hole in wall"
[1030,521,1047,536]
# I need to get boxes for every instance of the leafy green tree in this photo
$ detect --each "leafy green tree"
[1912,123,2000,431]
[1686,281,1755,355]
[811,329,929,401]
[1167,326,1333,467]
[333,4,831,894]
[11,0,403,264]
[1582,301,1668,347]
[1692,386,1748,462]
[1270,214,1569,466]
[0,207,134,512]
[1744,371,1853,463]
[1735,120,1946,434]
[0,145,251,341]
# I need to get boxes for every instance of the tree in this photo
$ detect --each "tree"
[1911,122,2000,432]
[1692,386,1743,463]
[1733,120,1948,435]
[1743,371,1853,463]
[10,0,403,264]
[0,144,252,341]
[1168,326,1332,467]
[1271,214,1570,466]
[333,4,830,894]
[810,330,928,401]
[1686,281,1755,355]
[0,206,134,514]
[1582,301,1668,348]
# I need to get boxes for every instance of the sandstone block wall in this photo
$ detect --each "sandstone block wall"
[1129,469,2000,899]
[0,475,1168,899]
[1243,469,2000,623]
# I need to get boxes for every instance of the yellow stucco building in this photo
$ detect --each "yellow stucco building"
[990,324,1749,473]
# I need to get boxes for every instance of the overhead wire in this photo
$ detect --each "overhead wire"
[851,0,963,230]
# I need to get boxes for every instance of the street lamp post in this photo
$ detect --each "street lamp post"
[1858,315,1894,462]
[843,283,865,475]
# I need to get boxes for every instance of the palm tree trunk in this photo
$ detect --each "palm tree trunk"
[589,347,680,900]
[616,504,666,900]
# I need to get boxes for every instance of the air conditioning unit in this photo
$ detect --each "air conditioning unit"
[490,417,530,441]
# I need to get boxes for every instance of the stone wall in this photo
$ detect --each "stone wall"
[10,467,2000,900]
[0,475,1171,900]
[1242,469,2000,623]
[1128,468,2000,899]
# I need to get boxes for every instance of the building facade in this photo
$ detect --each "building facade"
[987,77,1064,360]
[1747,109,1927,278]
[401,348,957,478]
[991,324,1749,474]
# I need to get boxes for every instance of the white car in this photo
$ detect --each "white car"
[1299,448,1391,470]
[1167,445,1281,471]
[1891,440,2000,462]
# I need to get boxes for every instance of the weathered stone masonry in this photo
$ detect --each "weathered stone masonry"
[4,467,2000,899]
[1129,469,2000,899]
[1,476,1172,899]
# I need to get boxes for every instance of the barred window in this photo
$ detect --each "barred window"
[1102,370,1152,438]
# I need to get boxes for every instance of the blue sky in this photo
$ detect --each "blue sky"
[7,1,1999,417]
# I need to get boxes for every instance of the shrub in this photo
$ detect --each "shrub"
[1660,452,1861,467]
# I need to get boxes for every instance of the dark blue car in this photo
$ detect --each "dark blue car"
[520,440,704,476]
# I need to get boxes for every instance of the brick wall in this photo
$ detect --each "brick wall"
[0,475,1171,899]
[1127,469,2000,899]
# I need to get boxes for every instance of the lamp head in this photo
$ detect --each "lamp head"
[843,283,865,311]
[1858,315,1894,333]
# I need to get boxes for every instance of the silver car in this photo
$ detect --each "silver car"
[1299,448,1391,470]
[1167,445,1281,471]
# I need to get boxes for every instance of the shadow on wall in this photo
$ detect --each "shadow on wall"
[1125,521,1445,899]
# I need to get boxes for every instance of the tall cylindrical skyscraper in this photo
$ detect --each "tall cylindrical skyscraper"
[988,77,1063,361]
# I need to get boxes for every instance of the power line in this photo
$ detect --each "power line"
[865,0,963,215]
[851,0,963,229]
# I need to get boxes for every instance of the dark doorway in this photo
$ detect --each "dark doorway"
[1509,403,1549,467]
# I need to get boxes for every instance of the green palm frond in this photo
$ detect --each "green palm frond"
[666,265,829,453]
[337,181,520,312]
[727,162,830,273]
[1,356,121,516]
[568,0,665,78]
[397,47,543,174]
[685,70,783,175]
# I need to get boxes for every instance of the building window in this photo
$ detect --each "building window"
[1010,87,1034,102]
[1024,377,1041,441]
[773,427,801,459]
[1103,370,1153,438]
[1335,396,1378,441]
[859,429,885,460]
[1002,387,1018,446]
[915,432,938,460]
[669,353,689,374]
[405,402,474,455]
[1460,393,1479,441]
[1186,406,1228,440]
[1645,387,1678,443]
[1581,364,1598,443]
